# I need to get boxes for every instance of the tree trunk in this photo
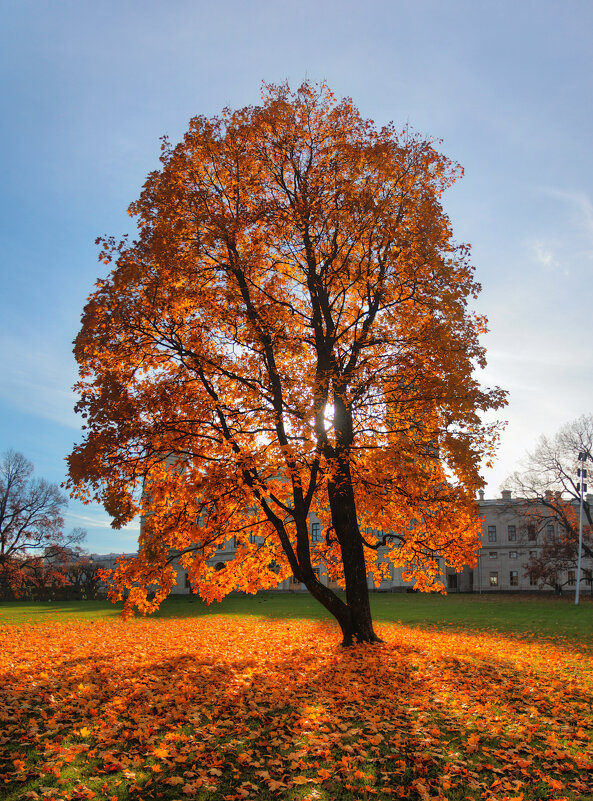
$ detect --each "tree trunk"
[327,459,383,646]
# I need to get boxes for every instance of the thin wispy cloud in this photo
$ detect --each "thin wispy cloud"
[531,186,593,267]
[67,511,140,534]
[0,335,79,430]
[530,240,563,272]
[542,186,593,238]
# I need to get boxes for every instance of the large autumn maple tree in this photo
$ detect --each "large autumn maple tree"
[68,83,505,644]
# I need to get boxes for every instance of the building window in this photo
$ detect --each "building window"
[527,525,536,542]
[447,574,458,590]
[584,569,592,586]
[216,541,225,551]
[546,522,555,537]
[233,536,239,549]
[311,522,321,543]
[487,526,497,543]
[290,575,301,587]
[568,570,576,586]
[509,570,518,587]
[509,551,517,559]
[249,533,258,544]
[489,572,498,587]
[507,525,516,542]
[184,572,190,588]
[529,573,538,587]
[489,552,497,559]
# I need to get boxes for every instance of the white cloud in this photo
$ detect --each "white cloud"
[477,332,592,496]
[533,186,593,264]
[548,187,593,238]
[66,510,140,534]
[64,503,140,554]
[530,239,563,273]
[0,334,80,429]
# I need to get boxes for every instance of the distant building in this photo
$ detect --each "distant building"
[88,552,137,570]
[167,490,593,594]
[473,490,592,593]
[101,494,592,596]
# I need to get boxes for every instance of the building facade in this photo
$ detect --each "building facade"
[164,490,593,594]
[474,490,593,593]
[94,492,592,595]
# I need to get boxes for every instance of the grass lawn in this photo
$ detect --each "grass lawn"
[1,591,592,643]
[1,594,592,800]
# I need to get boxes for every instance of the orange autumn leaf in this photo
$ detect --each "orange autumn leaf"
[547,782,566,795]
[267,779,287,791]
[292,775,312,785]
[164,776,185,785]
[466,732,480,752]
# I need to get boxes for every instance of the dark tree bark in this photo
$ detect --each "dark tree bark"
[326,468,383,645]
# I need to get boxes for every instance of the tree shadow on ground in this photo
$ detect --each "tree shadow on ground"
[1,617,591,799]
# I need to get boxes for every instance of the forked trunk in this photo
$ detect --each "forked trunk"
[338,567,383,647]
[304,570,382,646]
[326,459,383,646]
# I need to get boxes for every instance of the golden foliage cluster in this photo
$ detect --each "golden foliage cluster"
[68,83,506,627]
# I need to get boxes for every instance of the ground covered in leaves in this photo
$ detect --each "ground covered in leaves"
[1,616,592,801]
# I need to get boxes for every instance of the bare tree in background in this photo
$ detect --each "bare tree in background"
[0,450,85,599]
[64,553,103,600]
[506,415,593,592]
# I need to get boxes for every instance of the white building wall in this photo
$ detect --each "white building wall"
[121,493,592,595]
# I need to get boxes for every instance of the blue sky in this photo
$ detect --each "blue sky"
[1,0,592,554]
